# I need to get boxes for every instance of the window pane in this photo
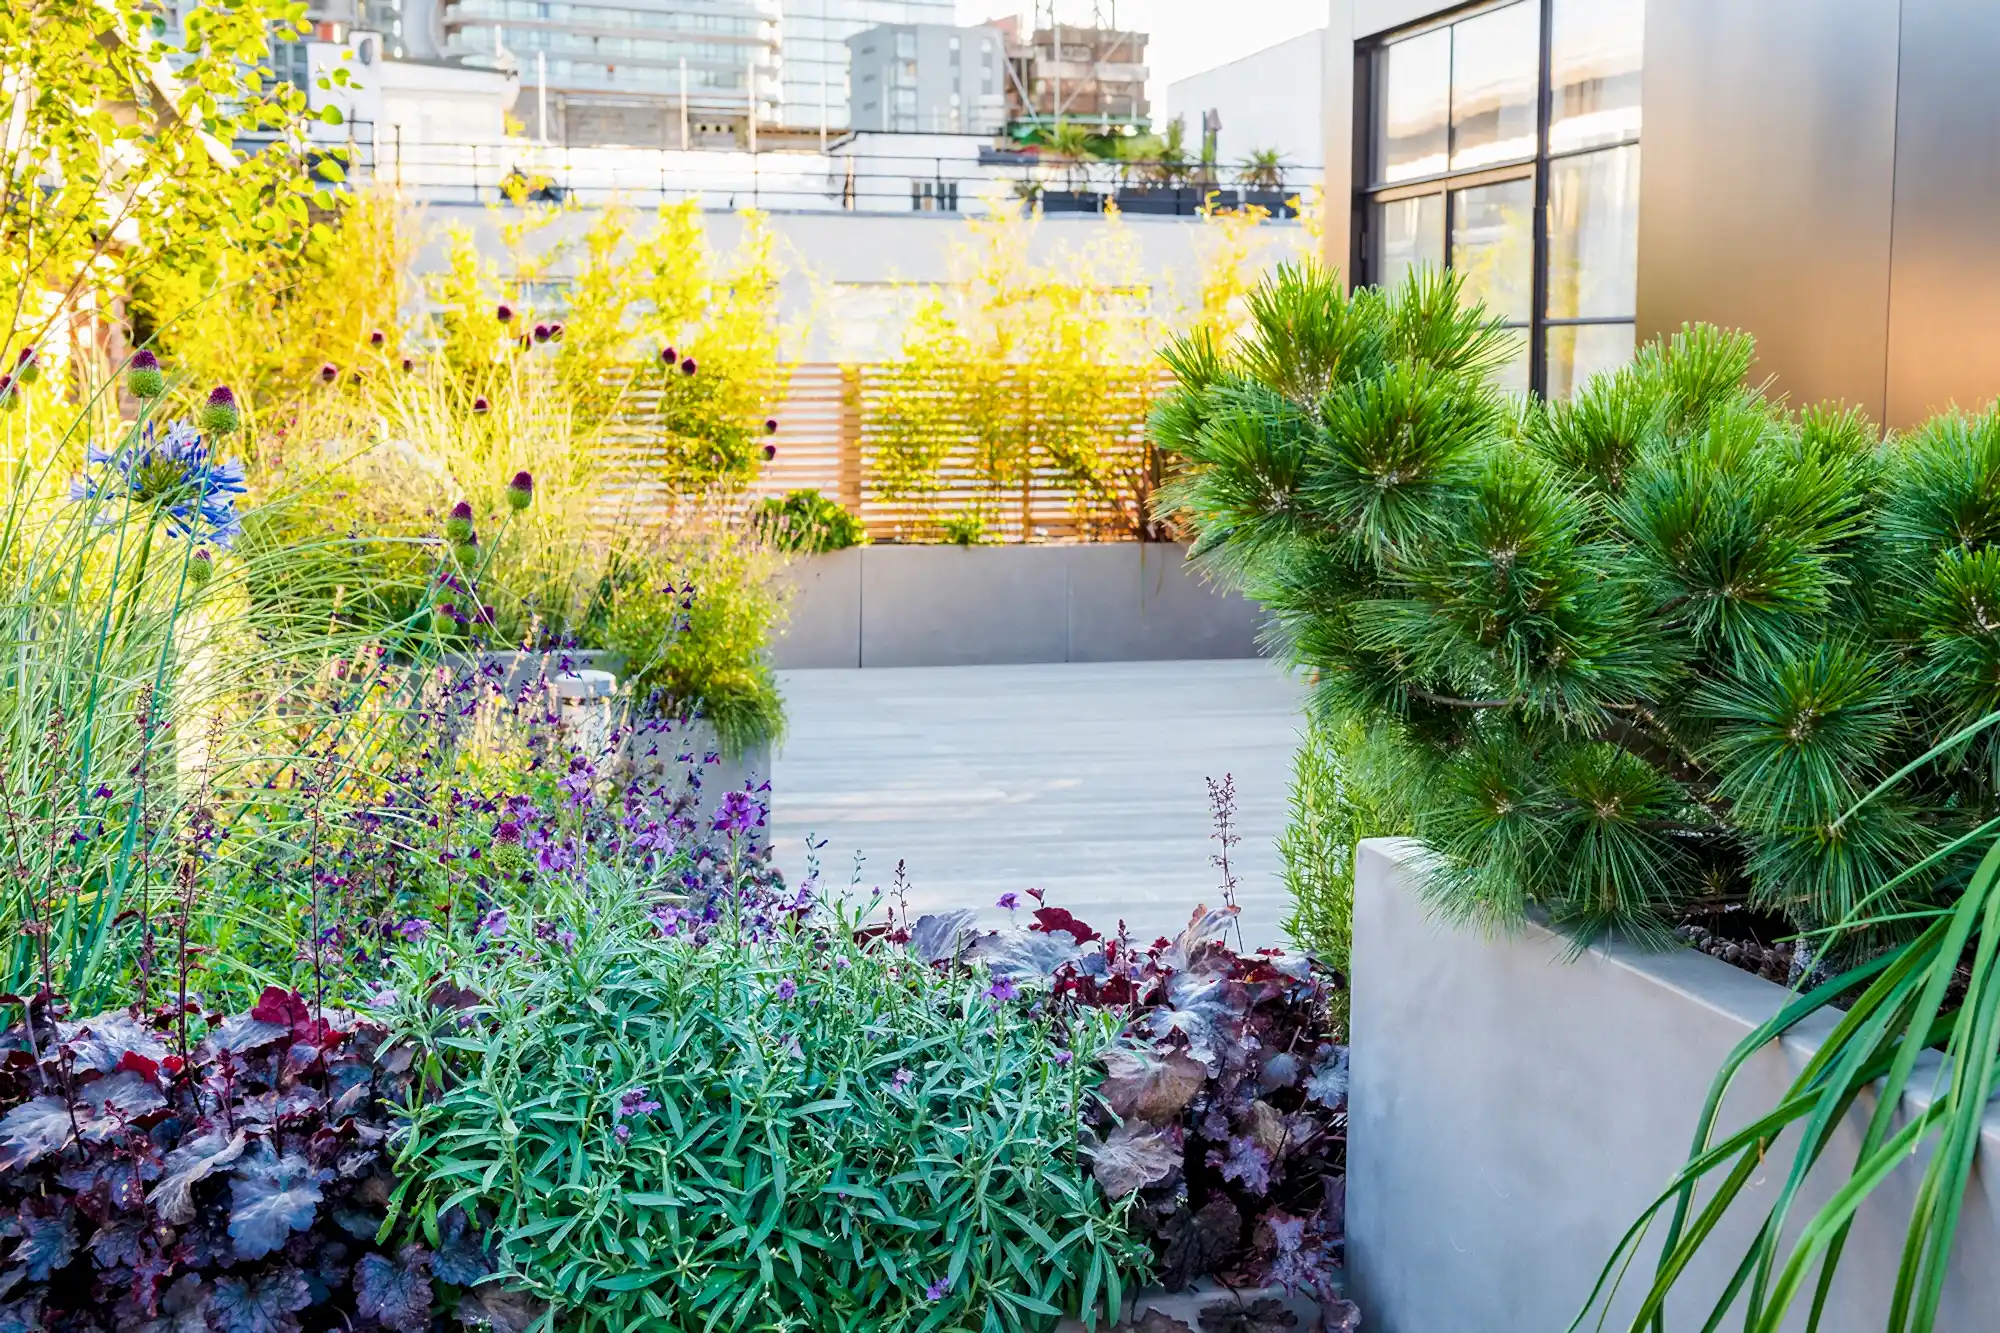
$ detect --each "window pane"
[1375,28,1450,184]
[1546,144,1640,319]
[1374,193,1445,292]
[1550,0,1644,153]
[1492,328,1532,395]
[1451,177,1534,323]
[1450,1,1541,171]
[1546,323,1636,398]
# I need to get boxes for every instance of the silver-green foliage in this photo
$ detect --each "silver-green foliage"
[1157,261,2000,944]
[384,872,1146,1333]
[1279,714,1414,978]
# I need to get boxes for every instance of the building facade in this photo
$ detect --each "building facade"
[996,18,1149,133]
[1326,0,2000,424]
[434,0,781,147]
[777,0,955,132]
[1167,30,1327,190]
[847,23,1008,134]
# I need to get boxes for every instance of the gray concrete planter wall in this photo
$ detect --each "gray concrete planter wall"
[1347,838,2000,1333]
[771,544,1264,669]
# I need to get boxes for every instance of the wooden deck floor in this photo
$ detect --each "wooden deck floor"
[769,659,1308,949]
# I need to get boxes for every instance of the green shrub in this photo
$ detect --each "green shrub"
[386,873,1144,1333]
[755,488,867,554]
[1279,714,1415,979]
[1158,261,2000,946]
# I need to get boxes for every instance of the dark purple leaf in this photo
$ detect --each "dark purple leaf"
[1208,1136,1272,1194]
[1130,1313,1195,1333]
[1100,1047,1208,1124]
[198,1013,290,1056]
[78,1069,168,1125]
[59,1012,169,1073]
[1303,1049,1348,1110]
[88,1219,147,1269]
[210,1267,312,1333]
[0,1298,44,1333]
[1196,1296,1298,1333]
[963,928,1082,980]
[1088,1121,1181,1198]
[355,1245,433,1333]
[8,1201,77,1281]
[227,1151,327,1260]
[0,1096,74,1171]
[454,1283,549,1333]
[909,910,978,964]
[150,1128,248,1224]
[132,1273,211,1333]
[1160,1197,1242,1291]
[431,1208,491,1286]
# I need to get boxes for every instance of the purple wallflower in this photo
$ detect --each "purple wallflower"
[711,789,764,835]
[774,978,797,1001]
[923,1277,950,1302]
[889,1067,914,1094]
[397,918,431,943]
[982,975,1018,1005]
[477,908,508,937]
[1052,1048,1073,1066]
[615,1086,663,1122]
[996,892,1019,911]
[558,771,595,809]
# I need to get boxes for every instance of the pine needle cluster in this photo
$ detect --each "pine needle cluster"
[1156,262,2000,945]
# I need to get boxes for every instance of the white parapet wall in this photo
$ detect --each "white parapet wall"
[1347,837,2000,1333]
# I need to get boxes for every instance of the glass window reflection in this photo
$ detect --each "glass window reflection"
[1375,28,1451,183]
[1450,1,1541,171]
[1551,0,1645,153]
[1374,194,1445,294]
[1546,324,1636,399]
[1451,177,1535,324]
[1547,144,1640,319]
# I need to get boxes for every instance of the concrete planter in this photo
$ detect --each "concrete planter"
[1053,1281,1325,1332]
[772,543,1264,669]
[1346,838,2000,1333]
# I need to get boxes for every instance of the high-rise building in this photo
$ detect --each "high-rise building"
[777,0,953,133]
[846,23,1006,134]
[436,0,782,147]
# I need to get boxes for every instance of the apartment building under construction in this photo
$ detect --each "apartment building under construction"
[992,11,1149,133]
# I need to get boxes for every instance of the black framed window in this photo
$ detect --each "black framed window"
[1357,0,1644,397]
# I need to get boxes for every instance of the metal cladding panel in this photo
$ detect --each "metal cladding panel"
[1885,0,2000,427]
[1634,0,1901,421]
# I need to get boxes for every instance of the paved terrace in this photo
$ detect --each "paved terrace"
[769,660,1307,948]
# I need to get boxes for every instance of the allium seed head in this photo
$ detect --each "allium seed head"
[496,303,514,323]
[533,323,552,343]
[762,443,777,461]
[198,385,241,434]
[401,357,415,373]
[680,357,697,376]
[471,396,490,415]
[506,470,534,511]
[660,345,677,365]
[186,547,214,588]
[319,362,338,384]
[14,346,38,384]
[765,418,778,434]
[126,349,166,399]
[368,329,386,347]
[443,500,476,543]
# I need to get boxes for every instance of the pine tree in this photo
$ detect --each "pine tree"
[1156,262,2000,945]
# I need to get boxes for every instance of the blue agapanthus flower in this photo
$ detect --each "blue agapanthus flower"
[70,420,246,546]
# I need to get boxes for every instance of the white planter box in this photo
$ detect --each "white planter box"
[1347,838,2000,1333]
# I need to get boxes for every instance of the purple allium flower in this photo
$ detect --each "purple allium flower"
[775,978,797,1001]
[477,907,508,937]
[923,1277,950,1302]
[471,396,490,416]
[0,374,13,408]
[762,443,777,461]
[319,362,339,384]
[15,346,37,384]
[187,546,214,588]
[659,344,677,365]
[996,892,1020,911]
[496,303,514,324]
[532,322,552,343]
[680,357,698,376]
[71,419,247,546]
[401,357,415,373]
[506,469,534,511]
[369,329,387,347]
[765,418,779,434]
[549,322,565,342]
[493,819,523,844]
[197,385,240,435]
[444,500,476,543]
[982,975,1018,1005]
[126,349,165,399]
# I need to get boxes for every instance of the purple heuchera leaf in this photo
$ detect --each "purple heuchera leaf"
[0,1097,75,1171]
[355,1245,434,1333]
[430,1208,492,1286]
[208,1268,311,1333]
[1209,1135,1273,1194]
[6,1201,77,1281]
[1088,1121,1181,1198]
[151,1128,249,1224]
[58,1012,169,1072]
[909,910,978,964]
[227,1150,327,1260]
[1303,1049,1348,1110]
[130,1273,210,1333]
